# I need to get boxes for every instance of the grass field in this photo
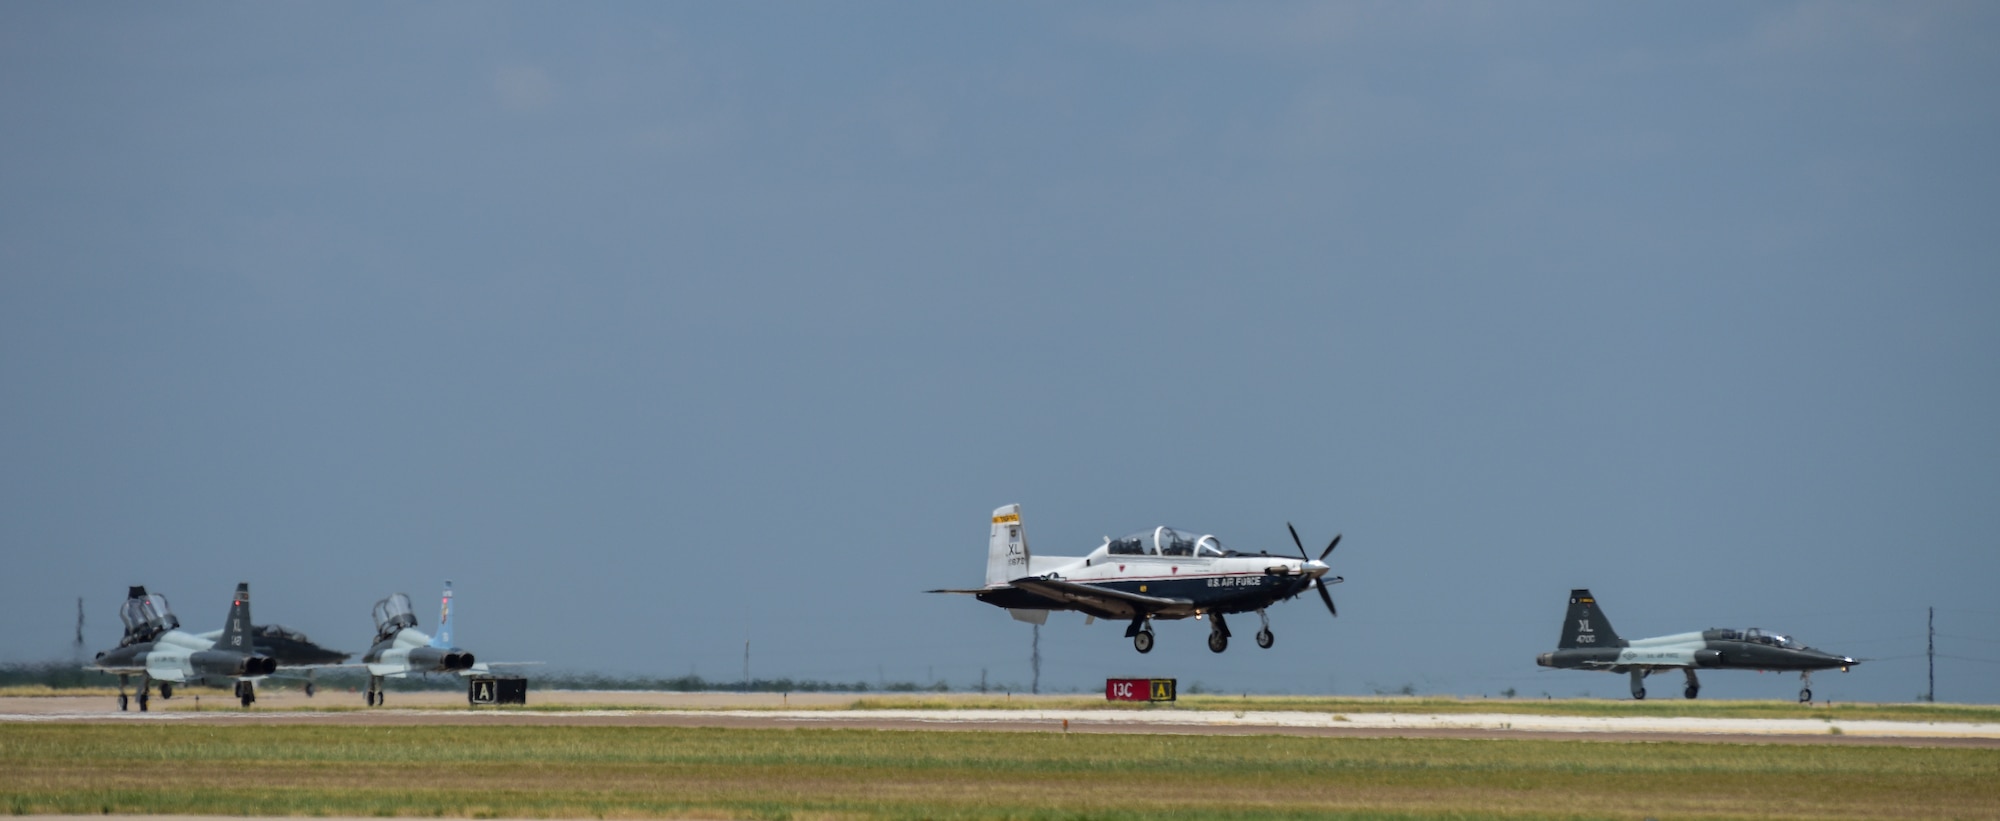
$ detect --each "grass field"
[838,694,2000,724]
[3,724,1996,820]
[129,691,2000,724]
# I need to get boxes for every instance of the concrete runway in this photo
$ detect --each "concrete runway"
[8,691,1998,748]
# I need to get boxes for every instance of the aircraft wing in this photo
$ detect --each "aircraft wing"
[459,661,543,677]
[1006,577,1195,620]
[1574,660,1692,673]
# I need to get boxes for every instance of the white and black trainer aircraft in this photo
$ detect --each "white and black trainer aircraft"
[356,580,534,706]
[1536,588,1860,702]
[86,583,278,710]
[931,504,1344,653]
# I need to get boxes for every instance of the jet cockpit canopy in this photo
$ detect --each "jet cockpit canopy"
[117,586,179,646]
[1744,628,1800,649]
[258,624,314,643]
[1105,527,1227,558]
[372,593,419,640]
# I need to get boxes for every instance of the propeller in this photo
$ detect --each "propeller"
[1286,523,1343,618]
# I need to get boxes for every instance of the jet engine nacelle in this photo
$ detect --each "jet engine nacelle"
[407,647,476,673]
[1693,649,1726,668]
[191,650,277,678]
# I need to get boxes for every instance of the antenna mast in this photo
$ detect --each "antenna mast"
[1030,624,1041,695]
[1926,606,1935,703]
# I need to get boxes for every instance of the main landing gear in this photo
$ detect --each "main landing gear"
[1255,609,1275,649]
[1629,669,1648,700]
[1683,669,1701,700]
[365,674,386,706]
[1206,613,1231,654]
[116,674,153,712]
[234,680,256,708]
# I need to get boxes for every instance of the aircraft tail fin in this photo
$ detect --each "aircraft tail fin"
[986,504,1031,586]
[218,583,255,652]
[1558,588,1626,649]
[429,580,455,649]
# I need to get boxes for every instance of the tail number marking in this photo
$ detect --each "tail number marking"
[1575,618,1596,644]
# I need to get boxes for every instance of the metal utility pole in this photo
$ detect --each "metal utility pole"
[742,640,750,693]
[1927,606,1935,703]
[74,598,85,660]
[1030,624,1041,695]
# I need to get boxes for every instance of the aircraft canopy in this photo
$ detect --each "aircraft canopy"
[1744,628,1801,649]
[1106,527,1226,558]
[257,624,314,643]
[118,591,179,644]
[372,593,419,638]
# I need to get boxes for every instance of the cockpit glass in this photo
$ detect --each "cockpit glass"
[119,593,179,636]
[1744,628,1799,649]
[373,593,418,634]
[261,624,309,642]
[1106,528,1224,557]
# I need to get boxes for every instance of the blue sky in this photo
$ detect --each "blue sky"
[4,2,1997,703]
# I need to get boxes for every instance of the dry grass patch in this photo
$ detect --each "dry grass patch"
[2,724,1995,820]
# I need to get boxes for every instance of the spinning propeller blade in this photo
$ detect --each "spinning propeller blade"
[1287,523,1341,619]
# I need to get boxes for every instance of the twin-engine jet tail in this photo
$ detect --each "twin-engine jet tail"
[217,583,255,653]
[1558,588,1627,649]
[986,504,1031,587]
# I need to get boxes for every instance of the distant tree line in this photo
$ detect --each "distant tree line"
[2,661,965,694]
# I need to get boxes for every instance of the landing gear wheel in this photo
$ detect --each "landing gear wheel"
[1632,688,1646,701]
[1255,628,1274,649]
[1684,685,1699,700]
[118,694,128,712]
[1799,688,1812,704]
[304,682,316,698]
[365,691,376,707]
[137,692,149,712]
[1133,630,1155,654]
[1207,631,1228,653]
[240,693,253,708]
[159,683,173,699]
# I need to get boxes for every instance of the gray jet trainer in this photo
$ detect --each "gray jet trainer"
[87,583,278,710]
[1535,589,1858,702]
